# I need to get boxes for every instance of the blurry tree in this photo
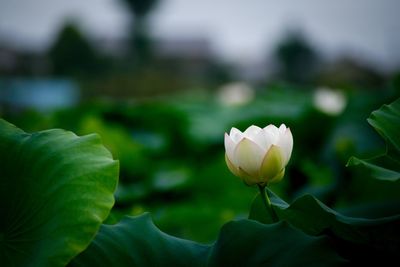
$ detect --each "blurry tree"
[48,23,103,76]
[272,31,320,84]
[393,72,400,93]
[123,0,159,18]
[121,0,159,67]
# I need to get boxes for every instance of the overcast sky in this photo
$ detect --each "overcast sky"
[1,0,399,70]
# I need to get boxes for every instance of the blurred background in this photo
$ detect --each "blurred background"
[1,0,399,242]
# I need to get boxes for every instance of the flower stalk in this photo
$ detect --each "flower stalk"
[257,184,278,223]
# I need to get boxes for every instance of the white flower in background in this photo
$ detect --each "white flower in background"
[313,87,347,115]
[224,124,293,186]
[217,81,254,106]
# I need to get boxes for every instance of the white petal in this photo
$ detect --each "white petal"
[263,125,279,144]
[229,127,243,143]
[225,154,241,178]
[277,128,293,164]
[278,124,287,134]
[251,130,272,151]
[233,137,265,177]
[264,124,278,132]
[225,154,256,185]
[259,145,285,183]
[243,125,262,140]
[269,168,285,184]
[224,133,237,165]
[243,125,270,149]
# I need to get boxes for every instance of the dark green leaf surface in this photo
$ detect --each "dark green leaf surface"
[0,119,119,267]
[367,98,400,151]
[347,156,400,181]
[70,213,209,267]
[249,189,400,254]
[347,98,400,181]
[71,213,343,267]
[208,219,343,267]
[248,189,287,224]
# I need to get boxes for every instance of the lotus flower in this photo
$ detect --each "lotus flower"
[224,124,293,186]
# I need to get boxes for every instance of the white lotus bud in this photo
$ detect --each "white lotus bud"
[313,87,346,115]
[217,82,254,106]
[224,124,293,186]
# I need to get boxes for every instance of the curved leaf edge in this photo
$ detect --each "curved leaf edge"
[250,189,400,249]
[346,98,400,181]
[0,119,120,267]
[71,212,345,267]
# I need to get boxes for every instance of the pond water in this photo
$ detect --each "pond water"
[0,78,79,112]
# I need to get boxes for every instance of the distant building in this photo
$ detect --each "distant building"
[0,46,18,73]
[154,37,213,60]
[0,43,49,76]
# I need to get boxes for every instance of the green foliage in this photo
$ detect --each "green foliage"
[248,97,400,263]
[70,213,343,267]
[249,191,400,264]
[69,213,208,267]
[208,219,343,267]
[249,190,400,252]
[366,96,400,150]
[348,98,400,181]
[78,115,150,181]
[0,119,118,266]
[1,94,399,266]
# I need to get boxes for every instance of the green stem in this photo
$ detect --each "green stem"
[257,184,278,223]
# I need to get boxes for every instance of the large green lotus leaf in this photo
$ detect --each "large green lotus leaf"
[0,119,118,267]
[347,98,400,181]
[367,97,400,151]
[207,219,343,267]
[249,189,400,256]
[70,213,343,267]
[347,156,400,181]
[69,213,209,267]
